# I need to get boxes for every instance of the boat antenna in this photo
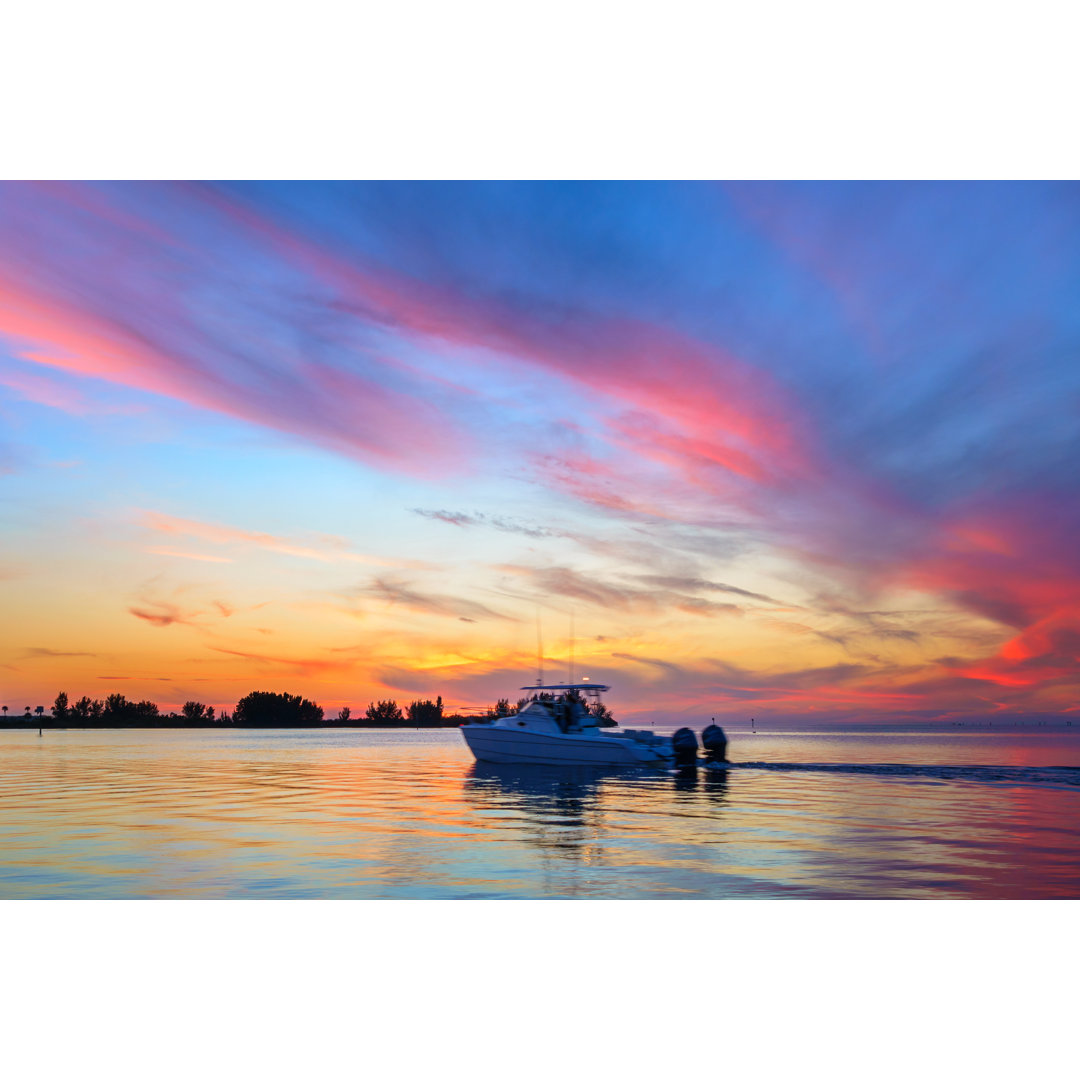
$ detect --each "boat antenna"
[569,608,574,686]
[536,610,544,687]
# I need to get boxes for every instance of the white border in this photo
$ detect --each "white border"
[3,1,1079,179]
[3,901,1075,1078]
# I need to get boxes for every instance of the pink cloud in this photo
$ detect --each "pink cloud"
[0,188,471,478]
[138,510,426,567]
[0,364,108,416]
[145,548,236,564]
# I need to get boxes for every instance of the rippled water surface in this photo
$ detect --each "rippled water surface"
[2,728,1079,898]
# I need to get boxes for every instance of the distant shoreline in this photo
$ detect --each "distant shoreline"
[0,719,477,731]
[2,719,1076,733]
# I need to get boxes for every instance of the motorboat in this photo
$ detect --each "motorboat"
[460,682,678,767]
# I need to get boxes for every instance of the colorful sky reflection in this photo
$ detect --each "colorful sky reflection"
[2,181,1079,723]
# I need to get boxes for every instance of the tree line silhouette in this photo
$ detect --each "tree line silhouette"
[0,690,480,728]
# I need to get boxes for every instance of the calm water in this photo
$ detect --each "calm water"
[2,727,1079,898]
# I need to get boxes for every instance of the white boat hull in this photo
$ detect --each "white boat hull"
[460,723,670,767]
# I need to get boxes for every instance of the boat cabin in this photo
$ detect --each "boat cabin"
[513,682,612,734]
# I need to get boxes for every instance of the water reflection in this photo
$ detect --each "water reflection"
[463,762,615,875]
[2,729,1077,898]
[461,761,734,889]
[466,760,616,800]
[673,766,699,793]
[702,767,730,803]
[464,761,731,814]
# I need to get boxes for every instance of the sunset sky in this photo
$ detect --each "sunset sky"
[2,181,1079,723]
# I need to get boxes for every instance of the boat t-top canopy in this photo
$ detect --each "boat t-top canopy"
[519,682,611,693]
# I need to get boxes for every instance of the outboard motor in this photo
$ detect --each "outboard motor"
[701,723,728,765]
[672,727,698,768]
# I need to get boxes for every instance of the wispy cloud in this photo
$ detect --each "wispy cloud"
[356,577,517,623]
[633,574,789,607]
[209,646,358,677]
[611,652,685,676]
[145,548,235,564]
[0,364,120,416]
[128,600,195,627]
[412,508,555,539]
[126,584,243,631]
[495,564,747,618]
[21,647,98,659]
[138,510,423,567]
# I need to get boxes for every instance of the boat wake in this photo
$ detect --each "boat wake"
[729,761,1080,790]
